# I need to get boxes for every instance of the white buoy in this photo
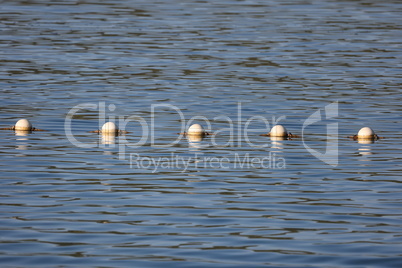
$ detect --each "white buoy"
[187,124,204,134]
[357,127,375,139]
[270,125,288,137]
[14,119,32,131]
[101,122,118,133]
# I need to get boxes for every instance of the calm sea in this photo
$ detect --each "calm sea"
[1,0,402,267]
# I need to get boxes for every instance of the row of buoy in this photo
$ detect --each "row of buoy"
[181,123,382,141]
[1,119,382,141]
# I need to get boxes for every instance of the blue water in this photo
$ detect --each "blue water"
[1,0,402,267]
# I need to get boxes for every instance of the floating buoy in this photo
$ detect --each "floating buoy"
[188,124,204,134]
[260,124,298,139]
[102,122,118,134]
[357,127,375,139]
[15,119,32,131]
[270,125,288,137]
[0,119,45,132]
[89,121,128,135]
[179,123,211,136]
[349,127,381,141]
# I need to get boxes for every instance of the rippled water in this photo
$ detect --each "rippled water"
[1,0,402,267]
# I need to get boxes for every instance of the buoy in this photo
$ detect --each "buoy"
[357,127,375,139]
[178,123,210,137]
[101,122,118,134]
[269,125,288,137]
[187,124,205,134]
[89,121,127,134]
[15,119,32,131]
[348,127,381,141]
[260,124,298,139]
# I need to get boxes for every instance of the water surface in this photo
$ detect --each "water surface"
[1,0,402,267]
